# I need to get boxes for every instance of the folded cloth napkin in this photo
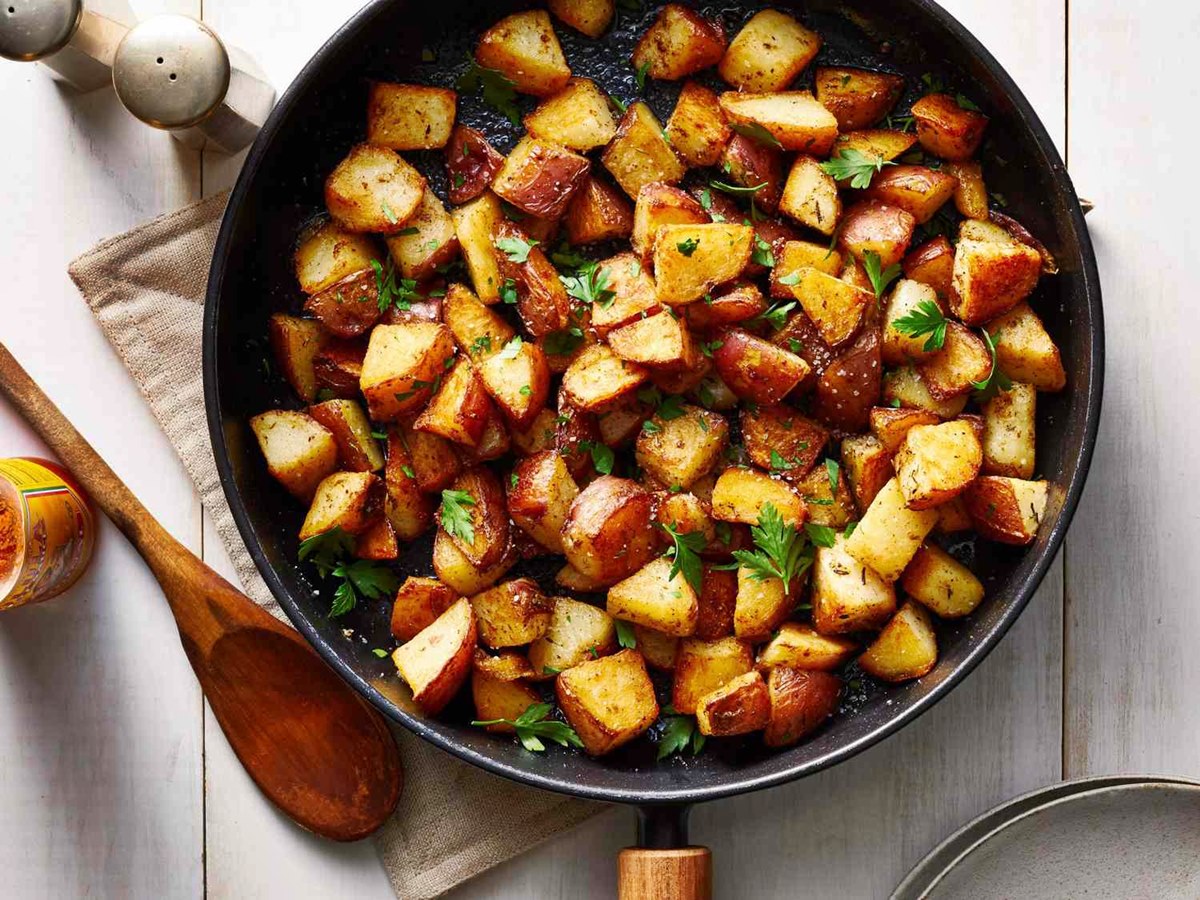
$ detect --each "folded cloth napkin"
[68,192,607,899]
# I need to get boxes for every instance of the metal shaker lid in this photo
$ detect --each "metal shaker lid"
[0,0,82,61]
[113,14,230,130]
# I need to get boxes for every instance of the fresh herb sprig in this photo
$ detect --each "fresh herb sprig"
[298,527,400,618]
[892,299,948,351]
[656,711,705,759]
[861,250,902,298]
[561,262,615,308]
[660,523,705,594]
[371,259,421,312]
[457,59,521,125]
[729,121,783,150]
[495,235,539,263]
[971,328,1012,400]
[615,619,638,649]
[820,148,895,189]
[724,503,813,589]
[440,489,477,544]
[471,702,583,753]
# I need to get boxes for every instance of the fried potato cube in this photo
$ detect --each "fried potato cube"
[564,175,634,246]
[470,577,554,648]
[602,102,687,199]
[325,143,426,234]
[557,649,658,755]
[393,598,476,715]
[477,337,551,430]
[903,237,956,299]
[391,576,459,641]
[793,268,873,348]
[672,636,754,714]
[509,450,579,553]
[366,82,456,151]
[547,0,614,37]
[934,496,973,534]
[882,366,969,419]
[382,431,434,540]
[528,597,618,677]
[250,410,338,501]
[684,281,766,330]
[950,220,1043,324]
[441,466,510,570]
[302,267,381,339]
[359,513,407,568]
[511,408,559,456]
[794,465,856,527]
[814,66,904,131]
[608,556,699,637]
[492,136,591,220]
[734,567,792,641]
[384,190,459,280]
[523,78,617,151]
[812,534,897,633]
[779,155,840,235]
[632,4,726,80]
[561,476,658,583]
[963,475,1049,545]
[473,648,538,682]
[985,302,1067,391]
[361,322,456,421]
[451,192,505,303]
[833,128,918,163]
[695,670,770,737]
[395,424,459,496]
[476,10,571,97]
[443,282,516,362]
[656,491,715,543]
[711,467,808,527]
[561,343,649,411]
[911,92,988,161]
[771,240,842,298]
[293,219,381,295]
[446,124,504,205]
[844,477,938,581]
[894,420,983,509]
[718,91,839,155]
[859,601,938,682]
[719,9,820,92]
[299,471,384,541]
[942,161,988,220]
[763,666,841,747]
[695,566,737,639]
[631,182,708,264]
[870,406,942,454]
[589,253,660,336]
[864,165,958,224]
[608,310,696,371]
[472,670,541,733]
[916,323,993,400]
[901,544,985,618]
[457,410,511,465]
[712,328,811,406]
[635,626,680,670]
[982,382,1036,478]
[882,279,944,365]
[666,81,731,167]
[811,326,882,432]
[840,434,893,514]
[740,406,828,479]
[307,399,384,473]
[719,134,784,213]
[757,623,857,671]
[838,200,916,269]
[413,357,492,447]
[432,527,516,596]
[634,400,730,490]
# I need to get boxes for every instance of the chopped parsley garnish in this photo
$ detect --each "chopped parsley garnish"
[804,523,838,548]
[755,300,796,331]
[372,648,389,659]
[825,458,840,495]
[577,440,615,475]
[497,336,524,360]
[729,121,783,150]
[677,237,699,257]
[752,236,775,268]
[380,201,399,225]
[297,527,399,618]
[371,258,421,312]
[956,93,981,111]
[778,270,802,287]
[661,523,705,594]
[861,250,902,298]
[820,148,895,189]
[561,262,615,308]
[656,713,705,759]
[439,489,477,544]
[892,299,948,351]
[543,326,585,356]
[457,59,521,125]
[471,702,583,753]
[500,278,519,305]
[710,179,766,197]
[615,619,638,649]
[469,335,493,356]
[699,340,724,358]
[634,60,651,92]
[971,328,1012,400]
[495,235,539,263]
[723,503,813,588]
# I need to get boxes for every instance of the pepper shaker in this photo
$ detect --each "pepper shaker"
[112,14,274,154]
[0,0,134,91]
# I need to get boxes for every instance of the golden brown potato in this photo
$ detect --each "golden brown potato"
[393,597,476,715]
[475,10,571,97]
[712,329,811,406]
[384,190,459,281]
[882,366,969,419]
[472,670,541,733]
[602,102,687,199]
[695,670,770,737]
[985,302,1066,391]
[718,91,838,155]
[812,534,897,634]
[492,136,591,220]
[432,527,516,595]
[492,222,575,338]
[666,81,731,167]
[307,399,384,473]
[561,475,657,583]
[299,471,383,541]
[793,268,873,348]
[942,161,988,220]
[268,314,327,404]
[652,223,754,306]
[366,82,456,151]
[740,406,827,480]
[395,424,459,496]
[901,544,985,618]
[840,433,894,513]
[635,625,680,671]
[508,450,580,553]
[864,165,958,224]
[982,382,1036,478]
[523,78,617,151]
[470,578,554,648]
[607,310,696,371]
[451,192,505,304]
[460,415,513,466]
[695,566,737,639]
[811,326,882,433]
[794,464,856,527]
[631,183,709,266]
[293,219,381,295]
[564,175,634,246]
[440,466,510,570]
[608,556,699,637]
[414,357,492,447]
[870,406,942,454]
[302,267,380,339]
[951,222,1043,325]
[894,420,983,509]
[838,200,916,269]
[632,4,726,81]
[476,336,551,430]
[711,467,808,527]
[833,128,918,163]
[844,477,938,581]
[357,509,399,561]
[361,321,457,421]
[934,496,973,535]
[902,237,956,300]
[561,343,648,411]
[655,491,715,542]
[547,0,614,37]
[511,408,560,456]
[719,9,820,92]
[911,92,988,161]
[556,649,658,755]
[684,282,766,330]
[963,475,1049,545]
[473,648,537,682]
[859,601,938,682]
[718,134,784,213]
[442,282,516,362]
[778,155,840,236]
[382,430,434,540]
[771,241,842,298]
[672,636,754,714]
[325,144,426,234]
[763,666,841,748]
[528,596,618,676]
[882,279,944,365]
[757,623,857,671]
[917,323,993,400]
[391,577,459,641]
[250,410,338,501]
[586,252,658,337]
[446,124,504,205]
[813,67,904,131]
[733,566,792,641]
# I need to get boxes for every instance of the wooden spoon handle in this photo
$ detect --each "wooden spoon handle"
[618,847,712,900]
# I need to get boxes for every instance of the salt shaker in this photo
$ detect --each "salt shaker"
[0,0,134,91]
[112,14,274,154]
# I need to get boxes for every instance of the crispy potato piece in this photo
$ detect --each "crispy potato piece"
[794,465,856,527]
[361,322,456,421]
[713,329,810,406]
[963,475,1049,545]
[794,268,873,348]
[652,222,754,306]
[903,237,956,300]
[493,137,591,220]
[718,91,838,155]
[357,511,398,562]
[307,399,384,472]
[589,252,660,336]
[741,406,827,479]
[294,219,381,294]
[772,241,842,298]
[557,649,658,755]
[838,200,916,269]
[666,81,731,167]
[833,129,918,163]
[477,337,551,429]
[844,477,938,581]
[325,144,426,234]
[446,125,504,205]
[432,527,516,595]
[441,467,510,569]
[634,626,680,670]
[672,636,754,714]
[719,9,820,92]
[882,279,943,365]
[564,175,633,246]
[985,302,1067,391]
[561,343,648,411]
[384,190,459,280]
[811,327,882,433]
[600,397,653,448]
[631,183,708,265]
[493,222,574,338]
[632,4,726,80]
[472,671,541,733]
[268,314,327,404]
[763,666,841,747]
[473,648,537,681]
[250,410,338,501]
[299,471,384,541]
[859,601,938,682]
[911,93,988,161]
[548,0,614,37]
[656,491,715,542]
[757,623,857,671]
[511,407,559,456]
[443,282,516,362]
[451,192,505,304]
[457,407,512,464]
[366,82,456,151]
[814,67,904,131]
[812,534,897,634]
[302,267,380,339]
[882,366,969,419]
[841,434,894,513]
[917,323,992,400]
[685,282,767,329]
[942,161,988,220]
[711,467,807,527]
[393,598,476,715]
[561,476,657,583]
[608,556,699,636]
[901,544,985,618]
[696,566,737,639]
[391,577,459,641]
[779,155,840,235]
[718,134,784,213]
[894,421,983,509]
[934,496,973,534]
[523,78,617,151]
[602,102,687,199]
[951,224,1042,324]
[982,382,1036,478]
[554,395,602,480]
[414,357,492,447]
[509,450,579,553]
[870,406,942,454]
[608,310,696,371]
[476,10,571,97]
[528,596,618,677]
[633,403,729,489]
[396,424,459,496]
[864,165,958,224]
[734,567,792,641]
[696,670,770,737]
[383,430,435,539]
[470,578,553,648]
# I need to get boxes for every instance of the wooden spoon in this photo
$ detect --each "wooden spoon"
[0,343,402,841]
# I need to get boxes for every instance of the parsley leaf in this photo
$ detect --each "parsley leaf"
[469,335,493,356]
[819,148,895,189]
[752,236,775,268]
[677,237,699,257]
[892,299,948,351]
[861,250,902,298]
[471,702,584,753]
[755,300,796,331]
[495,235,539,263]
[372,648,389,659]
[726,503,813,589]
[956,93,981,111]
[699,340,723,358]
[825,458,840,495]
[298,527,399,617]
[543,327,585,356]
[971,328,1013,400]
[710,179,766,197]
[634,60,650,91]
[499,277,518,305]
[804,523,838,549]
[298,526,356,579]
[371,258,420,312]
[577,440,615,475]
[497,336,524,360]
[778,270,802,287]
[561,262,615,308]
[440,489,477,544]
[457,59,521,126]
[660,523,705,594]
[615,619,638,649]
[769,450,802,472]
[729,121,783,150]
[656,714,705,760]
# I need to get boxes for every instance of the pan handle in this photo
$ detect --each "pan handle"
[618,805,712,900]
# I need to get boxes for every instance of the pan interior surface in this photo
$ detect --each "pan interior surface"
[204,0,1101,804]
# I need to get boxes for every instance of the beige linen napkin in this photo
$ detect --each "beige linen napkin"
[68,192,607,899]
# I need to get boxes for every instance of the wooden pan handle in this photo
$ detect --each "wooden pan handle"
[618,847,712,900]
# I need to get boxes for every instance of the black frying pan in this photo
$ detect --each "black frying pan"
[203,0,1102,893]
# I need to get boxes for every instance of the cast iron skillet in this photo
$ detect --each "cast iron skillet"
[204,0,1102,888]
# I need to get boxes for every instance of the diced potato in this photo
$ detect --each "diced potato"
[864,165,957,224]
[841,434,894,513]
[894,420,983,509]
[779,155,840,236]
[911,92,988,161]
[250,410,338,501]
[917,323,992,400]
[493,137,591,220]
[718,91,838,155]
[584,255,656,339]
[431,527,516,595]
[494,225,575,340]
[838,200,916,269]
[631,182,708,265]
[442,282,516,362]
[361,322,456,422]
[757,623,857,671]
[472,670,541,733]
[763,666,841,748]
[391,576,459,641]
[547,0,614,38]
[811,326,882,433]
[844,477,938,581]
[451,192,506,304]
[473,648,537,682]
[308,399,385,473]
[882,366,969,419]
[859,601,938,682]
[719,9,820,92]
[529,597,618,676]
[772,241,842,297]
[477,337,551,429]
[631,4,726,81]
[882,279,943,365]
[325,143,426,234]
[635,625,680,670]
[397,424,460,495]
[903,237,956,300]
[366,82,456,151]
[982,382,1036,478]
[414,357,492,447]
[384,190,459,280]
[718,134,784,213]
[351,521,396,566]
[901,544,984,618]
[523,78,617,151]
[652,222,754,306]
[793,465,856,527]
[935,496,973,534]
[951,220,1043,324]
[293,219,381,295]
[793,268,872,348]
[672,636,754,714]
[608,556,699,636]
[509,450,580,552]
[299,471,384,541]
[695,670,770,737]
[301,267,381,339]
[942,161,988,220]
[833,128,918,163]
[985,302,1067,391]
[711,467,807,527]
[441,467,510,570]
[602,102,687,200]
[813,67,904,131]
[557,649,658,755]
[811,534,897,633]
[383,430,435,539]
[608,310,696,371]
[470,578,554,648]
[561,476,657,583]
[656,491,715,542]
[666,81,731,167]
[564,175,634,246]
[446,124,504,205]
[511,407,559,456]
[476,10,571,97]
[561,343,648,411]
[684,282,765,330]
[695,566,737,639]
[268,314,327,404]
[963,475,1049,545]
[870,406,942,454]
[740,406,827,479]
[390,598,477,718]
[734,566,792,641]
[713,328,811,406]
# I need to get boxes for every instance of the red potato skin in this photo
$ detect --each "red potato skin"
[303,267,382,338]
[811,325,882,434]
[712,329,811,406]
[379,294,443,325]
[413,612,478,715]
[560,476,658,584]
[838,200,917,269]
[494,143,591,220]
[564,175,634,245]
[313,339,367,399]
[695,565,737,639]
[555,396,603,482]
[903,237,956,305]
[747,216,801,280]
[446,125,504,204]
[763,667,842,748]
[493,221,574,338]
[719,134,784,213]
[772,309,837,393]
[442,467,511,569]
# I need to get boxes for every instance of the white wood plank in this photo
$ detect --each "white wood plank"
[1062,2,1200,775]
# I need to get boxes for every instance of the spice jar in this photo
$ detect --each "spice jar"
[0,457,96,610]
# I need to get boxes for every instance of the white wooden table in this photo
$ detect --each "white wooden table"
[0,0,1193,896]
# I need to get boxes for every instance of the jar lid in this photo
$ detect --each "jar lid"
[0,0,82,61]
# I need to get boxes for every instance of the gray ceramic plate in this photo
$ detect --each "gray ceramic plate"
[894,777,1200,899]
